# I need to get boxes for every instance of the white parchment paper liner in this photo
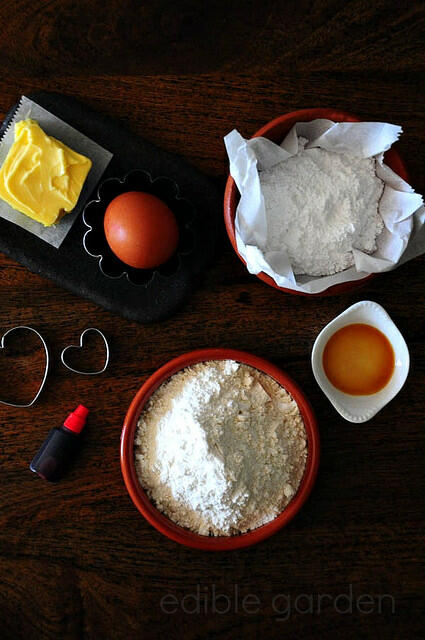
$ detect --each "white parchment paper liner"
[224,120,425,293]
[0,96,113,248]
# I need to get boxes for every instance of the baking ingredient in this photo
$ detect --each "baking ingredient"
[104,191,179,269]
[323,323,395,395]
[135,360,307,536]
[260,139,385,275]
[0,119,92,226]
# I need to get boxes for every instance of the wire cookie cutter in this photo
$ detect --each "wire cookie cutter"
[61,328,110,375]
[0,325,50,408]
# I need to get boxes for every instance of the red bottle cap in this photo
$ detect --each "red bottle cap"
[63,405,89,434]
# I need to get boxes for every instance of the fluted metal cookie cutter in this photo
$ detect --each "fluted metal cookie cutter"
[60,328,110,375]
[0,326,50,408]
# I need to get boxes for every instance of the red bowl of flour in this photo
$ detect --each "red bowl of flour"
[224,108,410,296]
[120,348,319,550]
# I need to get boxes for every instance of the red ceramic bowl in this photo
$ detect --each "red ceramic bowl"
[120,348,319,550]
[224,108,410,296]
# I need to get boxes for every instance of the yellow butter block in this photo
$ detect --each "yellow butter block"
[0,119,92,226]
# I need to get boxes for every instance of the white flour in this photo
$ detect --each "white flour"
[260,140,385,275]
[135,360,307,536]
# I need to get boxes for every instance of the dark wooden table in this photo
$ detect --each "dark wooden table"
[0,1,424,638]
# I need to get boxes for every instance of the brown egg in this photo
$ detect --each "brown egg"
[104,191,179,269]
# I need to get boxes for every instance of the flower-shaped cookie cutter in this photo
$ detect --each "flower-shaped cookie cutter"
[83,169,195,287]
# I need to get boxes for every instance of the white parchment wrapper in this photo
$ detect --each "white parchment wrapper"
[224,120,425,293]
[0,96,113,248]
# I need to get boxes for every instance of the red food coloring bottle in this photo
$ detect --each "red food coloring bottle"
[30,405,89,482]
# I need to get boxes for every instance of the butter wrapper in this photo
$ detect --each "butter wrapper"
[0,96,112,248]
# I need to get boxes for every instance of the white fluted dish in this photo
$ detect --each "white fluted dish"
[311,301,410,423]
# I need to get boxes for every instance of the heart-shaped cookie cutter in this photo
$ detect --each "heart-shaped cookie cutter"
[0,326,50,408]
[60,328,110,375]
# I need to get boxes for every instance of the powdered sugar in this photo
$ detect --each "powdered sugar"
[135,360,307,536]
[260,139,385,276]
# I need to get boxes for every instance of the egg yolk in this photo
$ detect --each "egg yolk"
[322,323,395,395]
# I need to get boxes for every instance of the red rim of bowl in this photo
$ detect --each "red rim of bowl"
[120,348,320,550]
[224,108,410,296]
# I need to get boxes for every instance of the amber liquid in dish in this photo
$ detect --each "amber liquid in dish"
[322,323,395,395]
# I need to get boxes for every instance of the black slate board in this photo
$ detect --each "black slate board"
[0,92,220,323]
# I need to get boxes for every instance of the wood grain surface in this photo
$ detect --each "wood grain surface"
[0,1,424,638]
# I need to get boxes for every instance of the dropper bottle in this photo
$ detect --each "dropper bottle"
[30,405,89,482]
